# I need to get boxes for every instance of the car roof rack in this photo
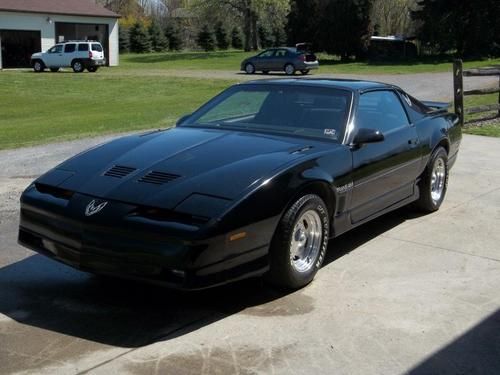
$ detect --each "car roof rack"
[59,40,100,43]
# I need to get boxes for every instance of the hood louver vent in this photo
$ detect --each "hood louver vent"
[138,171,180,185]
[104,165,137,178]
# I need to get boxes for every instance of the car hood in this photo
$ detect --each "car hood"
[31,52,42,58]
[37,127,333,212]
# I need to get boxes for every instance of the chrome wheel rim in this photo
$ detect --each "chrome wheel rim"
[34,62,41,71]
[74,62,82,71]
[245,64,254,74]
[431,157,446,203]
[285,65,294,75]
[290,210,322,273]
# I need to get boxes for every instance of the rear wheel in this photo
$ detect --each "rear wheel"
[87,66,98,72]
[33,60,45,73]
[266,194,329,289]
[245,63,255,74]
[414,147,449,212]
[72,60,84,73]
[284,63,296,75]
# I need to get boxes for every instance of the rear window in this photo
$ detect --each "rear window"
[91,44,103,52]
[78,44,89,52]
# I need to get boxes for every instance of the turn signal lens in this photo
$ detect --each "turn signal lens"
[229,232,247,242]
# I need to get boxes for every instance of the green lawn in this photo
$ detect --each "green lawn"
[118,51,500,75]
[463,92,500,137]
[0,70,235,149]
[2,51,499,150]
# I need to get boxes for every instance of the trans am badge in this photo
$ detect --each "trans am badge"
[336,182,354,194]
[85,200,108,217]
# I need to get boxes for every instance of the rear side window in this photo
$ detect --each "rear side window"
[91,44,103,52]
[356,90,410,133]
[78,44,89,52]
[275,49,287,57]
[64,44,76,53]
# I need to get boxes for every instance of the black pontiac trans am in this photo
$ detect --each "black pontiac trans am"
[18,79,461,290]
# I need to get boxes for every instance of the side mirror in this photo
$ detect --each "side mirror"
[176,113,191,126]
[352,128,384,146]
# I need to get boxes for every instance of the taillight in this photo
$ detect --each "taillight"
[299,54,305,61]
[89,51,93,59]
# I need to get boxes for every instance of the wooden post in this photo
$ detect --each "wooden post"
[453,59,464,126]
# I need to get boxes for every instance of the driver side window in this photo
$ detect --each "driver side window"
[258,50,275,58]
[356,90,410,134]
[49,45,63,54]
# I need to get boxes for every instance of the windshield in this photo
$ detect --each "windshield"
[182,84,352,142]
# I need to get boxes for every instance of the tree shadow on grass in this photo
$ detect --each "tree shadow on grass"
[125,51,247,64]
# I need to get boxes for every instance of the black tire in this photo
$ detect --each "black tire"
[284,63,296,75]
[414,147,449,212]
[266,194,329,289]
[50,68,59,72]
[262,70,269,75]
[88,66,98,72]
[72,60,84,73]
[32,60,45,73]
[300,69,310,75]
[245,63,255,74]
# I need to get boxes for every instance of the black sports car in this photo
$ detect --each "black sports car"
[18,79,461,290]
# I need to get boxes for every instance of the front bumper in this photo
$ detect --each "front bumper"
[18,186,271,289]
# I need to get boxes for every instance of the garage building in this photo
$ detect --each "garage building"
[0,0,119,69]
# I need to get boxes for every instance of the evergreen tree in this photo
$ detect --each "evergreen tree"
[197,25,215,51]
[287,0,322,49]
[258,25,273,48]
[231,27,243,49]
[119,26,130,53]
[148,21,168,52]
[287,0,372,59]
[129,22,152,53]
[165,22,183,51]
[413,0,500,57]
[215,22,230,50]
[321,0,372,60]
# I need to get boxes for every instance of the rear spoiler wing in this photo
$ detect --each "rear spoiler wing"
[421,101,451,113]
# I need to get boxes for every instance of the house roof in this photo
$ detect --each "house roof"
[0,0,119,18]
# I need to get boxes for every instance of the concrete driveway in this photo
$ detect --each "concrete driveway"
[0,133,499,375]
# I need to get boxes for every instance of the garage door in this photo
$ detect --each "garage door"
[55,22,109,65]
[0,30,41,68]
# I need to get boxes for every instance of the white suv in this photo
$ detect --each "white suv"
[31,41,106,73]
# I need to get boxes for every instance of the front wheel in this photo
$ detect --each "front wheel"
[245,63,255,74]
[72,60,84,73]
[266,194,329,289]
[284,63,296,75]
[33,60,45,73]
[414,147,449,212]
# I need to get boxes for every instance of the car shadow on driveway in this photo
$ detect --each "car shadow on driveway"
[0,207,421,349]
